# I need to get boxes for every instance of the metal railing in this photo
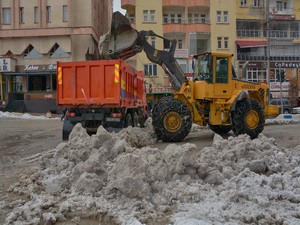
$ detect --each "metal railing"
[237,29,300,38]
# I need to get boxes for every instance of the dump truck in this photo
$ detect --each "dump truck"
[99,12,280,142]
[57,59,148,140]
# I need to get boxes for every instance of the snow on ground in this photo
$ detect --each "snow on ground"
[0,111,60,120]
[2,114,300,225]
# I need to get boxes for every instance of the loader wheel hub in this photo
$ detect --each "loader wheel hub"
[245,110,259,129]
[164,112,182,132]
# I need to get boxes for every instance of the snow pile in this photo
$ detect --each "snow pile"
[266,113,300,125]
[0,111,59,120]
[4,122,300,224]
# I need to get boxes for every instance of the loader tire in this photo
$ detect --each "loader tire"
[209,125,231,135]
[232,98,265,139]
[152,97,192,142]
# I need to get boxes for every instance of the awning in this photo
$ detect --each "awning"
[236,40,268,48]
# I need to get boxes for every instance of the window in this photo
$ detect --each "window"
[201,14,206,23]
[144,64,157,77]
[241,0,247,7]
[12,76,23,93]
[34,6,39,23]
[223,11,228,23]
[276,1,287,11]
[224,37,228,48]
[143,10,148,22]
[171,14,175,23]
[150,10,155,22]
[217,37,222,48]
[177,14,182,23]
[46,6,51,22]
[217,11,222,23]
[188,14,192,23]
[151,37,156,48]
[163,14,168,23]
[2,8,11,24]
[24,44,43,59]
[19,7,24,24]
[194,14,199,23]
[253,0,261,7]
[49,43,70,58]
[216,58,228,83]
[63,5,68,22]
[129,14,135,23]
[178,40,183,49]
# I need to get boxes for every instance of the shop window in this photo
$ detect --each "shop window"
[49,43,70,58]
[24,44,43,59]
[12,76,23,93]
[28,75,47,91]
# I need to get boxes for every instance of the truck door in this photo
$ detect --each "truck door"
[213,57,231,98]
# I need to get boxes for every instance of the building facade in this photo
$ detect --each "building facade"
[0,0,112,113]
[236,0,300,100]
[121,0,299,103]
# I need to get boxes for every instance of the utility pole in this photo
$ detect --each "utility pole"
[266,0,271,103]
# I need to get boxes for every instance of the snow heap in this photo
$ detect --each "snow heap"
[4,120,300,225]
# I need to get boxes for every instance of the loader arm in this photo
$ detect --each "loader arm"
[99,12,187,90]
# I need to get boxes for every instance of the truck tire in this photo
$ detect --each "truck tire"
[152,97,192,142]
[62,120,75,141]
[125,113,133,127]
[132,112,138,127]
[232,98,265,139]
[209,125,231,135]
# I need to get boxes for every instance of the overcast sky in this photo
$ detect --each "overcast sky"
[113,0,126,14]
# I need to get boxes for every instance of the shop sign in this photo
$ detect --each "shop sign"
[174,49,188,58]
[146,86,174,94]
[270,62,300,68]
[269,82,290,91]
[239,61,266,68]
[0,58,16,72]
[17,64,57,72]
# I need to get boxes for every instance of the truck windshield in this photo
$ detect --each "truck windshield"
[193,54,213,83]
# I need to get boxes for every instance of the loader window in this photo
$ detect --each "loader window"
[216,57,228,83]
[193,54,212,83]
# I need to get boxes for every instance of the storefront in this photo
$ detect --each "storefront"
[3,63,60,113]
[239,60,299,99]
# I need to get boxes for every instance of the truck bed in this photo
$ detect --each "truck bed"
[57,59,146,108]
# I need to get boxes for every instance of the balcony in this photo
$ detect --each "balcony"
[186,0,210,7]
[121,0,135,7]
[163,0,186,7]
[237,53,300,61]
[163,22,210,34]
[237,29,300,39]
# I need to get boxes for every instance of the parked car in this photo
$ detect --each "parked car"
[292,107,300,114]
[270,98,293,114]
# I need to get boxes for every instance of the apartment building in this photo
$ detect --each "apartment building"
[0,0,112,113]
[236,0,300,99]
[121,0,236,103]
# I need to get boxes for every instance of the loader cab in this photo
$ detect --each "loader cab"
[192,52,232,99]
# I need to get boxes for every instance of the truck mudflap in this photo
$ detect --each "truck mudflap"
[265,104,280,118]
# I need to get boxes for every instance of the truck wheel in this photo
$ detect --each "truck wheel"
[209,125,231,135]
[125,113,133,127]
[152,97,192,142]
[62,120,75,141]
[132,112,138,127]
[232,98,265,139]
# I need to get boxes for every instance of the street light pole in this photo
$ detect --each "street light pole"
[266,0,271,103]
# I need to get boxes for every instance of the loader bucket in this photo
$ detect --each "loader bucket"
[99,11,142,59]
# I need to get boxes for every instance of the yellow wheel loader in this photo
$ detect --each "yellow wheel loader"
[99,12,280,142]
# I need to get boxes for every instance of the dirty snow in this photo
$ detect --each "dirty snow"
[0,111,60,120]
[2,114,300,224]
